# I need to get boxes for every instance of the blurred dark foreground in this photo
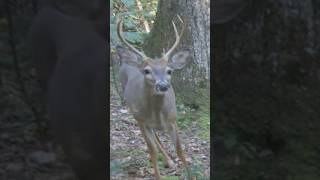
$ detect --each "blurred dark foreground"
[214,0,320,180]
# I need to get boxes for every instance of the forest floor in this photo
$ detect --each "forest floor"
[0,67,76,180]
[110,79,210,179]
[0,65,210,180]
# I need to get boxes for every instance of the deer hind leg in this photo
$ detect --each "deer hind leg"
[152,130,175,168]
[137,121,161,180]
[169,123,192,179]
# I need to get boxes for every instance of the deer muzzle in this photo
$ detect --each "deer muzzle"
[155,80,170,92]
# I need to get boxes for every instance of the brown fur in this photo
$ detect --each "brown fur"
[117,47,193,179]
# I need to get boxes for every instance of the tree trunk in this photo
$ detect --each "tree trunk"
[143,0,210,105]
[214,0,320,179]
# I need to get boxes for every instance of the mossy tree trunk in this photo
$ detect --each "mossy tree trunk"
[143,0,210,106]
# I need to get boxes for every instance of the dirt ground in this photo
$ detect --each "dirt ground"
[0,64,210,179]
[110,81,210,179]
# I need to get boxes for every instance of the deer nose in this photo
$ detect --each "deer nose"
[156,80,170,92]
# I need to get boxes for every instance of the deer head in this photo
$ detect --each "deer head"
[117,15,190,95]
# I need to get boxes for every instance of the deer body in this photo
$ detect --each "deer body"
[117,16,194,179]
[120,61,177,130]
[29,1,107,180]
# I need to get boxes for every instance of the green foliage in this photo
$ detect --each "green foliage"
[110,160,122,175]
[146,153,169,170]
[197,109,210,140]
[162,176,180,180]
[176,87,210,140]
[176,103,194,128]
[123,31,147,44]
[111,0,158,48]
[188,158,210,180]
[157,153,166,170]
[122,0,135,7]
[110,24,120,43]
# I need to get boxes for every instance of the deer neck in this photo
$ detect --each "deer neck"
[141,81,168,130]
[142,82,165,111]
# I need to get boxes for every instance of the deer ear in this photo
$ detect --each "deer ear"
[116,46,140,66]
[169,51,190,70]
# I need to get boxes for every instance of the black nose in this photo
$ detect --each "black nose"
[159,85,168,92]
[156,81,170,92]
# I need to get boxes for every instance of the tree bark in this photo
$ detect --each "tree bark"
[143,0,210,104]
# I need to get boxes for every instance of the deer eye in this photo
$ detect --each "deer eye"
[167,69,172,75]
[144,69,151,74]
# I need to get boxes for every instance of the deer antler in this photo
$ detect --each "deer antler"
[117,18,148,60]
[162,15,185,61]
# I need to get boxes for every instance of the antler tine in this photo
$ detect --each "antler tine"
[117,19,148,60]
[177,14,183,24]
[161,48,166,56]
[163,15,185,61]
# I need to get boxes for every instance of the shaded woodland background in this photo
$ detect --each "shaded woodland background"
[110,0,210,178]
[0,0,86,179]
[214,0,320,179]
[111,0,210,114]
[0,0,320,179]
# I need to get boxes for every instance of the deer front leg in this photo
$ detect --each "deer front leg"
[169,122,192,180]
[137,121,161,180]
[153,130,175,169]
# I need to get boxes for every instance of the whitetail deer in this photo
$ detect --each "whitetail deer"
[29,1,107,179]
[116,16,194,180]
